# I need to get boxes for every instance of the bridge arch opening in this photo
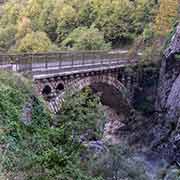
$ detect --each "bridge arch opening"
[42,85,52,96]
[56,83,64,92]
[89,82,130,117]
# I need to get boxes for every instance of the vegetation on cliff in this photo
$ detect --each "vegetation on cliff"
[0,71,104,179]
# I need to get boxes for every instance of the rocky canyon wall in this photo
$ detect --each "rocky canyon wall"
[154,24,180,163]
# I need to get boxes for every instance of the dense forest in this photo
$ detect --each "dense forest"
[0,0,180,180]
[0,0,178,53]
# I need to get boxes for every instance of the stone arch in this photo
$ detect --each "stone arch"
[42,84,52,96]
[56,82,64,92]
[49,75,130,113]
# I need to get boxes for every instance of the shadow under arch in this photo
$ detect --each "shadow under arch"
[89,82,130,117]
[42,85,52,96]
[56,83,64,92]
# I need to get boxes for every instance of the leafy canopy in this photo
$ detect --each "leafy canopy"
[0,72,104,179]
[61,26,111,50]
[0,0,158,52]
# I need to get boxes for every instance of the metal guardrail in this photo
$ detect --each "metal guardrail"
[0,51,138,76]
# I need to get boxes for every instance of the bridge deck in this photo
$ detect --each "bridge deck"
[0,51,138,79]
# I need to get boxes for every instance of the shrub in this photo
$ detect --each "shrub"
[0,72,103,179]
[143,24,154,42]
[15,31,58,52]
[61,26,111,51]
[0,25,16,50]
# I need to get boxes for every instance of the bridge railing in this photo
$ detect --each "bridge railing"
[0,54,13,70]
[0,51,138,73]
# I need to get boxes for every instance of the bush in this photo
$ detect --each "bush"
[58,88,105,140]
[0,25,16,50]
[141,44,162,65]
[61,26,111,50]
[55,3,78,43]
[0,0,23,26]
[0,72,103,179]
[143,24,154,42]
[15,31,58,52]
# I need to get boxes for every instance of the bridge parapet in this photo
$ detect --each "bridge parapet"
[0,51,138,78]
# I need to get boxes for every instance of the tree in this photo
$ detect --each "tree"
[76,0,97,27]
[61,26,111,50]
[58,88,105,140]
[0,0,24,26]
[15,31,57,52]
[0,0,159,51]
[21,0,44,30]
[154,0,178,35]
[0,25,16,50]
[0,71,103,180]
[55,2,78,43]
[92,0,135,44]
[38,0,58,41]
[131,0,157,34]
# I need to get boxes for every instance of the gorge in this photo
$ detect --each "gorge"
[0,0,180,179]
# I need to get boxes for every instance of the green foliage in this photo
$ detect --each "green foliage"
[164,23,177,49]
[55,2,78,43]
[141,44,162,65]
[131,0,157,34]
[0,0,23,26]
[58,88,105,140]
[0,72,103,179]
[175,54,180,60]
[37,0,58,40]
[77,0,97,27]
[15,31,58,52]
[143,24,154,42]
[0,0,158,52]
[92,0,157,45]
[92,0,134,44]
[61,27,111,50]
[0,25,16,50]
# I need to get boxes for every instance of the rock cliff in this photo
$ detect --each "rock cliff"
[154,24,180,163]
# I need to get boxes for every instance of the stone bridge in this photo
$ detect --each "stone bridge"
[0,51,139,113]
